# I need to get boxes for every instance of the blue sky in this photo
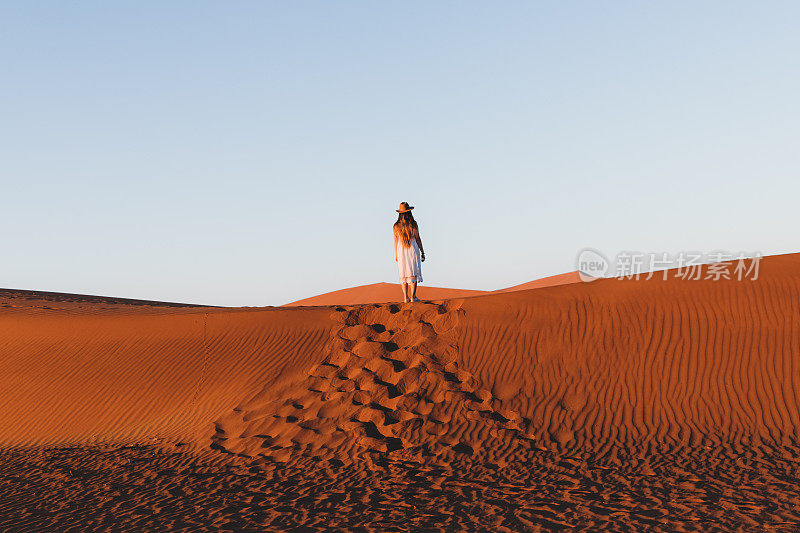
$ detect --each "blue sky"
[2,2,798,306]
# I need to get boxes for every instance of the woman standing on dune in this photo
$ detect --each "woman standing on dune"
[394,202,425,303]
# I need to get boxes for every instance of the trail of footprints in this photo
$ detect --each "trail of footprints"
[212,300,537,466]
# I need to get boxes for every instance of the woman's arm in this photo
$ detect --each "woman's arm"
[415,235,425,262]
[394,234,398,262]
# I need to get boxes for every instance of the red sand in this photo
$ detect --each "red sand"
[3,256,800,531]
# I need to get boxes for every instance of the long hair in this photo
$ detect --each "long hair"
[393,210,419,248]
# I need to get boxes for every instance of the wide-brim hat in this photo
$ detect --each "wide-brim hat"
[396,202,414,213]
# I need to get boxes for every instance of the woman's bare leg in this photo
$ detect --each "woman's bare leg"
[410,281,418,301]
[401,282,409,303]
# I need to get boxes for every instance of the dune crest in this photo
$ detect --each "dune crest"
[283,270,580,307]
[493,271,582,292]
[284,282,487,306]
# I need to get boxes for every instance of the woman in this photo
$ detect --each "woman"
[393,201,425,303]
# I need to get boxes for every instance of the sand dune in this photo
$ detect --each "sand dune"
[492,271,582,292]
[0,288,202,310]
[284,281,487,306]
[3,255,800,530]
[283,271,580,306]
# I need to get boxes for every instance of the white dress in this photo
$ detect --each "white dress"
[396,239,423,283]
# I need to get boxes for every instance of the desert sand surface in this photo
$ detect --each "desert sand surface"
[3,256,800,531]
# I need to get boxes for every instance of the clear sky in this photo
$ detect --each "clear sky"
[2,2,798,306]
